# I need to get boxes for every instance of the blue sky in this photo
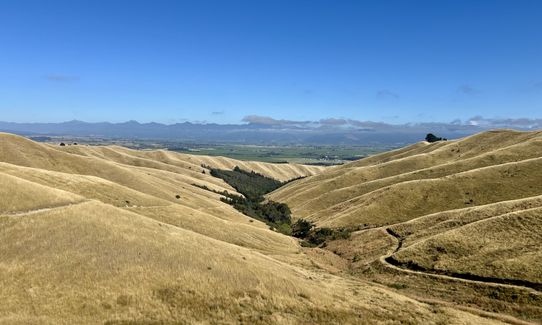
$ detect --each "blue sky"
[1,0,541,124]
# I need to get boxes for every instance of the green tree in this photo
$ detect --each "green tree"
[292,219,314,238]
[425,133,443,143]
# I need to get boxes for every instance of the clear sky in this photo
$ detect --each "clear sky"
[1,0,541,124]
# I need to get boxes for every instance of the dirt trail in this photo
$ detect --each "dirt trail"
[1,200,91,217]
[380,227,542,294]
[408,295,537,325]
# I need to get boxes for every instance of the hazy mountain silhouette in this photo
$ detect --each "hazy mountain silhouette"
[1,117,540,145]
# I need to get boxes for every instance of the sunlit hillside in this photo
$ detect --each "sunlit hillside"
[0,132,507,324]
[270,129,542,323]
[270,130,542,228]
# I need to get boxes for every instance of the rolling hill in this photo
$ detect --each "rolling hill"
[270,129,542,228]
[270,129,542,323]
[0,132,506,324]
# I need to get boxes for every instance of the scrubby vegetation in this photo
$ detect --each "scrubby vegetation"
[220,193,293,234]
[291,218,314,238]
[205,166,354,240]
[292,219,352,247]
[203,166,294,234]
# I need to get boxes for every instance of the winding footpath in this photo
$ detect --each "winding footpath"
[1,200,91,218]
[379,227,542,295]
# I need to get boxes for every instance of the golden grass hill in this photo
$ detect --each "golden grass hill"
[1,129,541,324]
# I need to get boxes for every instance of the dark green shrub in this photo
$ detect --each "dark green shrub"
[300,226,353,247]
[292,219,314,238]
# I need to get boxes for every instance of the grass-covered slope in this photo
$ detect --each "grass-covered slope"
[385,196,542,286]
[389,195,542,248]
[54,140,325,182]
[0,172,83,213]
[270,129,542,228]
[391,207,542,286]
[270,129,542,307]
[0,200,500,324]
[0,133,501,324]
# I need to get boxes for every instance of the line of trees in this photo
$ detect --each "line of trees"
[204,165,353,243]
[205,166,293,234]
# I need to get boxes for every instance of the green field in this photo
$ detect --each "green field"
[36,136,395,165]
[171,144,396,165]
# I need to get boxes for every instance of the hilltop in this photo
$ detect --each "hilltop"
[270,129,542,227]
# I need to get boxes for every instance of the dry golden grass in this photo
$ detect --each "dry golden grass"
[0,132,504,324]
[0,199,498,324]
[273,136,542,221]
[268,129,542,322]
[128,204,299,254]
[390,195,542,248]
[315,156,542,227]
[55,141,324,182]
[270,129,542,228]
[0,162,169,208]
[0,171,83,214]
[308,222,542,323]
[392,207,542,284]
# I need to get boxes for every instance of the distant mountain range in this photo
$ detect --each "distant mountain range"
[1,116,540,145]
